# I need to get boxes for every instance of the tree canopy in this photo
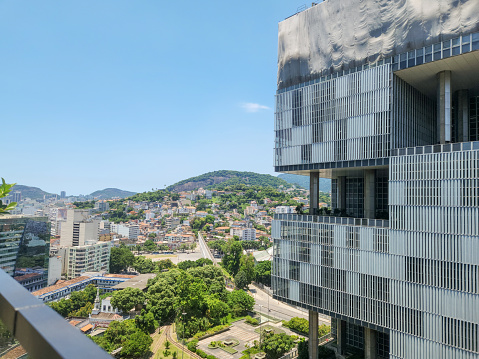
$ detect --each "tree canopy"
[110,245,135,273]
[110,287,146,313]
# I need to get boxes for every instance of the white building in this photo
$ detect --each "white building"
[95,201,110,212]
[274,206,295,214]
[64,242,111,280]
[110,223,139,240]
[241,228,256,241]
[47,255,62,285]
[60,209,100,247]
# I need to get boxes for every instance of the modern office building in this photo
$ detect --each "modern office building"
[271,1,479,358]
[0,215,50,291]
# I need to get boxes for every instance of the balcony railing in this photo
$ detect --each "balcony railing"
[274,213,389,228]
[0,269,111,359]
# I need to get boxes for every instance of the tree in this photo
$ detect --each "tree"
[254,261,272,286]
[261,333,295,359]
[120,329,153,358]
[206,297,230,325]
[68,302,93,317]
[0,178,17,215]
[144,239,157,252]
[157,258,176,271]
[111,287,145,313]
[222,240,243,276]
[148,232,157,238]
[227,290,254,317]
[234,270,249,290]
[133,256,156,274]
[240,255,255,284]
[135,309,157,334]
[110,245,135,273]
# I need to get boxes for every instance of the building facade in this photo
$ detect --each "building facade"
[60,209,99,247]
[0,215,50,291]
[272,1,479,358]
[64,242,111,280]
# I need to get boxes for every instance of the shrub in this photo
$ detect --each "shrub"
[196,349,207,358]
[187,340,198,353]
[318,324,331,338]
[245,316,259,326]
[282,317,309,335]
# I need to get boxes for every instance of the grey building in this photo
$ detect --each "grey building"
[272,1,479,358]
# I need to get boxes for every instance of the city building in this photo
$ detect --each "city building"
[0,215,50,291]
[272,1,479,358]
[62,242,111,280]
[60,209,100,247]
[94,201,110,212]
[274,206,295,214]
[241,228,256,241]
[60,191,66,199]
[110,223,139,240]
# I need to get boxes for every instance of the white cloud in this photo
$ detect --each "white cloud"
[241,102,271,113]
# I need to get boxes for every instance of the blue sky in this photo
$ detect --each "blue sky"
[0,1,301,195]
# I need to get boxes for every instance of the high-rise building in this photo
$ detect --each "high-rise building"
[60,191,66,199]
[272,1,479,358]
[0,215,50,291]
[60,209,100,247]
[12,191,22,203]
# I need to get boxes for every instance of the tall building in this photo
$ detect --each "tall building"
[60,191,66,199]
[272,1,479,358]
[61,241,111,280]
[0,215,50,291]
[60,209,100,247]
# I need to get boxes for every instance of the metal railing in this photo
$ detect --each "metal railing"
[279,348,298,359]
[0,269,111,359]
[274,213,389,228]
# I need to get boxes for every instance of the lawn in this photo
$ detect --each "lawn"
[155,338,194,359]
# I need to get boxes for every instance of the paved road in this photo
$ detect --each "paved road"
[198,232,216,264]
[249,284,331,325]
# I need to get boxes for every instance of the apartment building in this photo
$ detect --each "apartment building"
[272,1,479,358]
[63,242,111,280]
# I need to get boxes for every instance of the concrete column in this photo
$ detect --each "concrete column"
[308,310,318,359]
[437,71,452,143]
[457,89,470,142]
[364,170,376,219]
[364,327,377,359]
[337,319,347,355]
[310,172,319,215]
[337,176,347,213]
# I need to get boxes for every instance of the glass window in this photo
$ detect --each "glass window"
[416,48,424,65]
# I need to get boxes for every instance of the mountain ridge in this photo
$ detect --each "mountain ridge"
[166,170,293,192]
[277,173,331,192]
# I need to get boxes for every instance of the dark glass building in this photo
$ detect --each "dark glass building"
[0,215,50,292]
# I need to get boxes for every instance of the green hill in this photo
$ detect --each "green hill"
[11,185,54,200]
[89,188,136,199]
[278,173,331,192]
[166,170,293,192]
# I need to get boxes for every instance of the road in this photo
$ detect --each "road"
[197,232,216,264]
[198,233,331,325]
[249,284,330,325]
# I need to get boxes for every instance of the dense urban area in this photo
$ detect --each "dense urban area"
[0,171,333,359]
